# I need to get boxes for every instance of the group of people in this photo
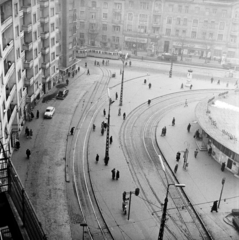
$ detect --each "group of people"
[25,127,33,139]
[111,168,120,180]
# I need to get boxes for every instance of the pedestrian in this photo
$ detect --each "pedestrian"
[174,163,178,174]
[102,59,105,65]
[115,92,118,100]
[181,83,184,89]
[87,69,90,75]
[66,79,69,85]
[36,110,39,119]
[194,129,199,139]
[15,139,20,150]
[144,79,147,84]
[172,117,175,126]
[187,123,191,133]
[190,84,193,90]
[31,111,34,119]
[123,112,126,120]
[163,127,167,136]
[211,201,218,213]
[176,152,181,162]
[129,61,131,67]
[217,79,220,85]
[184,99,188,107]
[226,82,229,87]
[161,127,165,136]
[105,156,109,165]
[221,162,226,172]
[70,127,75,135]
[101,128,104,136]
[111,168,116,180]
[93,124,96,131]
[116,170,120,180]
[104,122,107,129]
[101,121,105,129]
[96,154,99,163]
[103,109,106,117]
[26,149,31,159]
[85,62,87,68]
[148,99,151,105]
[25,127,29,138]
[110,136,113,144]
[148,83,151,89]
[29,129,33,139]
[125,62,127,66]
[194,149,199,158]
[118,108,121,116]
[211,77,214,83]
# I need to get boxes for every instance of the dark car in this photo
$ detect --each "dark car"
[158,53,177,62]
[222,63,234,70]
[56,88,69,100]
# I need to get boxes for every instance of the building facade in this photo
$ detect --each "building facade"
[77,0,239,60]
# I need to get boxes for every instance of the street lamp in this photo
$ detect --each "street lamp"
[158,155,185,240]
[104,88,114,165]
[119,53,128,106]
[218,177,226,209]
[80,223,87,240]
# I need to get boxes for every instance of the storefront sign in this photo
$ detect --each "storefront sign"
[173,42,205,49]
[125,36,147,44]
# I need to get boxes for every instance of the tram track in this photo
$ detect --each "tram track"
[120,89,231,240]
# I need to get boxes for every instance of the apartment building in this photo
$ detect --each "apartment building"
[78,0,239,60]
[40,0,60,93]
[59,0,78,78]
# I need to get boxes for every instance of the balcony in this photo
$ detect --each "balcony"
[20,30,24,38]
[42,47,50,54]
[22,69,26,79]
[26,92,35,103]
[2,40,13,59]
[25,75,34,86]
[40,1,49,8]
[22,5,31,13]
[5,63,15,84]
[24,60,33,69]
[21,50,25,59]
[22,87,27,99]
[55,41,60,47]
[6,84,16,110]
[8,104,17,131]
[40,17,49,24]
[23,42,33,51]
[42,62,50,69]
[19,9,23,18]
[41,32,49,39]
[56,55,60,61]
[113,8,122,13]
[1,16,13,33]
[42,75,50,83]
[22,24,32,32]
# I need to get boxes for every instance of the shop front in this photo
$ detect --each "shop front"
[124,36,148,54]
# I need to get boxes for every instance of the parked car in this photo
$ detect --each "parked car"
[157,53,177,62]
[44,106,55,119]
[56,88,69,100]
[222,62,234,70]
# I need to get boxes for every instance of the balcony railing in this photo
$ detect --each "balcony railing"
[40,17,49,24]
[1,16,13,33]
[24,60,33,69]
[41,32,49,39]
[2,40,13,59]
[21,50,25,59]
[42,47,50,54]
[22,5,31,13]
[25,76,34,86]
[23,42,33,51]
[40,1,49,8]
[5,63,15,84]
[42,62,50,69]
[6,84,16,110]
[22,24,32,32]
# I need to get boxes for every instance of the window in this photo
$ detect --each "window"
[202,32,206,39]
[191,31,197,38]
[80,22,85,29]
[176,18,181,25]
[214,49,221,57]
[34,48,37,59]
[183,18,187,26]
[195,7,200,13]
[114,3,122,10]
[209,33,213,39]
[212,9,217,14]
[16,48,20,59]
[138,25,147,33]
[222,9,227,17]
[80,11,85,18]
[227,51,235,58]
[175,29,179,36]
[51,37,55,47]
[50,8,54,17]
[129,1,134,8]
[204,20,208,27]
[80,0,85,7]
[140,2,149,10]
[103,13,108,20]
[127,24,132,31]
[210,21,215,29]
[167,17,172,24]
[115,37,119,43]
[152,26,160,34]
[139,14,148,22]
[128,13,133,21]
[169,4,173,12]
[178,5,182,13]
[102,35,107,41]
[15,26,19,37]
[103,2,108,9]
[91,13,96,19]
[205,8,209,15]
[35,65,38,75]
[185,6,189,13]
[219,22,225,30]
[113,26,120,32]
[217,34,223,41]
[182,30,186,37]
[153,15,161,24]
[14,3,18,17]
[192,19,198,27]
[92,1,96,8]
[51,66,56,74]
[51,52,55,61]
[18,69,21,81]
[33,0,36,6]
[51,23,55,32]
[34,31,37,41]
[102,24,107,31]
[33,13,36,24]
[154,1,161,11]
[166,28,171,36]
[230,35,237,43]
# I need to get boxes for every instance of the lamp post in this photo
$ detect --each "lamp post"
[218,177,226,209]
[104,88,114,164]
[119,54,128,106]
[158,155,185,240]
[80,223,87,240]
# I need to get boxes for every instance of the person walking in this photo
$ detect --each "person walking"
[181,83,184,89]
[110,136,113,144]
[217,79,220,85]
[101,128,104,136]
[176,152,181,162]
[144,79,147,84]
[190,84,193,90]
[15,139,20,150]
[174,163,178,174]
[36,110,39,119]
[184,99,188,107]
[172,117,175,126]
[96,154,99,163]
[31,111,34,119]
[87,69,90,75]
[163,127,167,136]
[187,123,191,133]
[85,62,87,68]
[111,168,116,180]
[115,92,118,100]
[70,127,75,135]
[29,129,33,139]
[103,109,106,117]
[116,170,120,180]
[25,127,29,138]
[123,112,126,120]
[129,61,131,67]
[93,124,96,131]
[211,201,218,213]
[194,149,199,158]
[101,121,105,129]
[148,83,151,89]
[118,108,121,116]
[26,149,31,159]
[211,77,214,83]
[105,156,109,166]
[148,99,151,105]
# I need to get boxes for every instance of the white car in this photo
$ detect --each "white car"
[44,106,55,119]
